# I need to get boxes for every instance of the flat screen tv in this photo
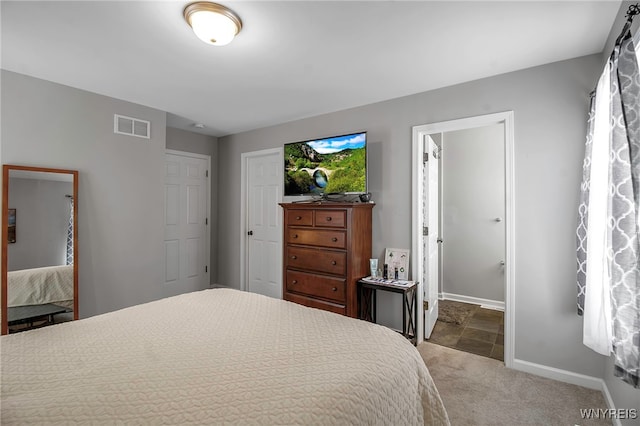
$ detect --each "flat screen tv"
[284,131,367,197]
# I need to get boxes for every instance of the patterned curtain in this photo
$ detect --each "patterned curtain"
[576,95,595,317]
[66,198,73,266]
[576,28,640,388]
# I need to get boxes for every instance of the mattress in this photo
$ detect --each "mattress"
[1,288,449,425]
[7,264,74,307]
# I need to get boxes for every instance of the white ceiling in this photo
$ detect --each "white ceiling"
[1,1,622,137]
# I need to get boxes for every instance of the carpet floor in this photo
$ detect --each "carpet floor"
[418,342,612,426]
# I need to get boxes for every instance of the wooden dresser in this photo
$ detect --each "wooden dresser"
[280,202,373,317]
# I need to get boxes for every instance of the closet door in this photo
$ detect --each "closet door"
[164,152,209,294]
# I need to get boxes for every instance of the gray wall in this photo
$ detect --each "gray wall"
[166,127,219,283]
[7,178,73,271]
[1,70,168,318]
[441,124,505,303]
[218,54,606,380]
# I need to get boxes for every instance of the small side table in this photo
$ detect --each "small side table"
[357,277,418,345]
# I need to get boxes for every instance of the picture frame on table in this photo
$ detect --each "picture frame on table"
[384,248,410,280]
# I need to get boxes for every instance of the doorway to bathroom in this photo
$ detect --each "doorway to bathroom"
[412,111,514,366]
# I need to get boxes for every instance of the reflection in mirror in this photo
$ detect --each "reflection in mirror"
[2,165,78,335]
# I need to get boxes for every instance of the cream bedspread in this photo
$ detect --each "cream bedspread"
[7,265,74,307]
[1,288,449,425]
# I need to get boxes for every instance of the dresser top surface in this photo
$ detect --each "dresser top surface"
[280,202,374,209]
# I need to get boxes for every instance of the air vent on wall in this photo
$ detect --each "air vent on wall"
[114,114,150,139]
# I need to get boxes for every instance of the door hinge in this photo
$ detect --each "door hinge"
[206,170,209,178]
[205,218,208,225]
[205,266,208,273]
[423,300,428,310]
[423,226,428,236]
[423,152,429,163]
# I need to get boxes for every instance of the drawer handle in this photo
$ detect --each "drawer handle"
[296,216,302,220]
[331,260,337,265]
[292,280,298,284]
[293,234,298,239]
[332,287,337,292]
[326,217,332,221]
[291,255,297,260]
[332,237,338,242]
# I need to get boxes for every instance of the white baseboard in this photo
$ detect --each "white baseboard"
[512,358,602,389]
[440,292,505,311]
[512,358,620,425]
[599,380,622,426]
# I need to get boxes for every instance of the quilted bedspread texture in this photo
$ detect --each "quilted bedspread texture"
[1,288,449,425]
[7,265,74,307]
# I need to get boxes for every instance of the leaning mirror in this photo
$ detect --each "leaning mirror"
[2,165,78,335]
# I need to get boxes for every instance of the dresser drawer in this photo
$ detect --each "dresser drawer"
[285,209,313,226]
[284,292,346,315]
[286,270,346,303]
[280,202,373,318]
[286,246,346,275]
[286,228,346,249]
[314,210,346,228]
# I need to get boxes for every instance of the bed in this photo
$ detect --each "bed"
[7,264,74,309]
[1,288,449,425]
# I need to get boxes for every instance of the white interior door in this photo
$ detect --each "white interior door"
[164,152,209,293]
[246,151,282,299]
[424,135,440,338]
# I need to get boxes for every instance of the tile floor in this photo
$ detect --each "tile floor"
[427,301,504,361]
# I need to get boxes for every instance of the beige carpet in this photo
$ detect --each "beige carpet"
[418,342,612,425]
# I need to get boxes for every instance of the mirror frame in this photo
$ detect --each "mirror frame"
[2,165,79,335]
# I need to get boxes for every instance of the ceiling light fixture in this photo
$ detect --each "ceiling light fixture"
[183,2,242,46]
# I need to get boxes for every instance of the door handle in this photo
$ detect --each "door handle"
[247,230,253,236]
[494,217,503,222]
[499,260,505,266]
[437,238,443,243]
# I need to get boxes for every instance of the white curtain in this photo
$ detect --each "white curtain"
[581,61,613,356]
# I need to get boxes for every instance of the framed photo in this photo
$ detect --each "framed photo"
[8,208,16,243]
[384,248,410,280]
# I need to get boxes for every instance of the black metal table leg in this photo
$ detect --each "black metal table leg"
[357,279,418,345]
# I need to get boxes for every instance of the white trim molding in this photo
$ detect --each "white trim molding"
[412,111,515,368]
[512,358,603,390]
[440,292,504,311]
[512,358,621,426]
[411,127,426,343]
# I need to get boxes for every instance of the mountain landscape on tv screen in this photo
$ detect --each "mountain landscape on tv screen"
[284,141,366,195]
